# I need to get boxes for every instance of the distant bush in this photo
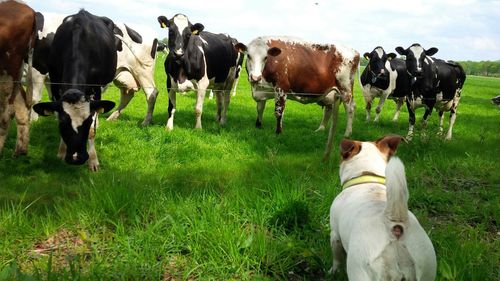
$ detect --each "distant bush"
[358,57,500,77]
[458,61,500,77]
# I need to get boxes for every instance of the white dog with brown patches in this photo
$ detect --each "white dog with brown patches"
[329,135,436,280]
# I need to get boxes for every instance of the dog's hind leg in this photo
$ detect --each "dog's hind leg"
[329,230,345,274]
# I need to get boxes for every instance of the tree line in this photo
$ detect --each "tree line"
[360,57,500,77]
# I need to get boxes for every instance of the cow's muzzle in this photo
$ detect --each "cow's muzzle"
[250,74,262,83]
[65,152,89,165]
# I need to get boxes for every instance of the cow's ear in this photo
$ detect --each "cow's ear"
[387,53,397,60]
[235,42,247,53]
[191,23,204,35]
[33,102,59,116]
[340,139,361,160]
[35,12,44,35]
[267,47,281,57]
[375,135,405,158]
[363,52,371,60]
[395,46,406,56]
[158,16,170,28]
[425,47,438,56]
[91,100,115,114]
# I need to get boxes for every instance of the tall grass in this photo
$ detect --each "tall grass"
[0,55,499,280]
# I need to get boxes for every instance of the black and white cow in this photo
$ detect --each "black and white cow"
[29,14,160,126]
[32,10,117,171]
[106,23,160,126]
[395,44,466,140]
[157,14,246,130]
[361,46,410,122]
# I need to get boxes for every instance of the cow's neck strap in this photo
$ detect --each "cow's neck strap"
[342,175,386,189]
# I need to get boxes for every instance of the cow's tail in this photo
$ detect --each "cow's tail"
[384,157,409,226]
[456,62,466,89]
[377,156,418,279]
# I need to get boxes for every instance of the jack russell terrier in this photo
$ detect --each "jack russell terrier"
[329,135,436,280]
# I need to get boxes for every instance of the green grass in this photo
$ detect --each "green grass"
[0,55,499,280]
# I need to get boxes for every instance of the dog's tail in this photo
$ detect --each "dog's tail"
[384,157,409,226]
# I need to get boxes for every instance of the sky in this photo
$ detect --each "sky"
[25,0,499,61]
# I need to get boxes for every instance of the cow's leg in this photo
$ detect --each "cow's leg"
[274,90,287,134]
[88,113,99,172]
[255,100,266,129]
[231,76,239,97]
[323,97,341,161]
[107,88,134,122]
[194,77,209,129]
[142,87,159,126]
[57,138,66,160]
[166,76,177,131]
[422,106,433,128]
[30,70,46,122]
[0,79,14,153]
[0,73,16,153]
[437,110,445,135]
[392,98,404,122]
[343,97,355,137]
[364,96,372,122]
[220,89,231,126]
[445,98,460,140]
[215,91,223,123]
[315,105,333,132]
[406,99,416,141]
[13,84,31,156]
[374,92,389,122]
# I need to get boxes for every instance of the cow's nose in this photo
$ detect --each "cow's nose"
[65,152,89,165]
[250,74,262,82]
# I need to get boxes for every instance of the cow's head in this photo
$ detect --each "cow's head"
[395,43,438,78]
[363,46,396,81]
[33,89,115,165]
[244,38,277,84]
[157,14,204,59]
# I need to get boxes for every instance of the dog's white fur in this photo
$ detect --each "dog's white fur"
[330,137,436,280]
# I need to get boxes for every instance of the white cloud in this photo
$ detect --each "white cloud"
[25,0,500,61]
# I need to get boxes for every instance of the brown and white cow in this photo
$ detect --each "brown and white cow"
[241,36,360,160]
[0,0,39,156]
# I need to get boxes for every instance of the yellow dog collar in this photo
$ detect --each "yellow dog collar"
[342,175,386,189]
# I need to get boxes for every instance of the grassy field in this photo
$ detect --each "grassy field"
[1,54,499,280]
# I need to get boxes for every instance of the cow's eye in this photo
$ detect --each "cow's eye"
[264,56,267,60]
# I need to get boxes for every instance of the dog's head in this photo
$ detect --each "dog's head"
[339,135,404,185]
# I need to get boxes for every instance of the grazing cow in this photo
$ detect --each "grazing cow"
[242,36,359,159]
[28,14,160,126]
[0,0,39,156]
[157,14,245,130]
[396,44,466,140]
[32,10,117,171]
[361,46,410,122]
[106,23,160,126]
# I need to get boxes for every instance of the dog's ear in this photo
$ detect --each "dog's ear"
[340,139,361,160]
[375,135,404,158]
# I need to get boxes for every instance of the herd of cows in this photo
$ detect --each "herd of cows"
[0,1,466,171]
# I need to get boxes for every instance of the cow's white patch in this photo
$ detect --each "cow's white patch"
[173,14,189,35]
[375,47,384,59]
[199,36,208,45]
[409,45,424,69]
[62,99,90,133]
